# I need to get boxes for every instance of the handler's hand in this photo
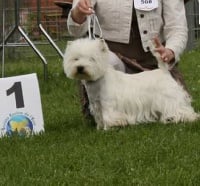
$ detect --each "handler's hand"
[71,0,94,24]
[153,37,175,63]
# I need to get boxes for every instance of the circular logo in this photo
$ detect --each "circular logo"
[6,114,33,136]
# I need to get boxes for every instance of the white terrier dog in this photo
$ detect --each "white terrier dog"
[63,38,199,130]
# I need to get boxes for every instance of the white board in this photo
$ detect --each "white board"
[0,73,44,137]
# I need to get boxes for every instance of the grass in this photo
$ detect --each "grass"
[0,45,200,185]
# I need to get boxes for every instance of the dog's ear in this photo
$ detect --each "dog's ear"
[99,39,108,53]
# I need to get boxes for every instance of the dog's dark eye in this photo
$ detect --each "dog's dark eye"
[90,57,95,62]
[74,58,79,61]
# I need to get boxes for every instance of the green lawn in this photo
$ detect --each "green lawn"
[0,46,200,185]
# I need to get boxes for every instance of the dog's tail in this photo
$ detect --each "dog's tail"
[148,40,169,72]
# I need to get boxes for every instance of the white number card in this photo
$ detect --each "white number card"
[0,73,44,137]
[134,0,158,11]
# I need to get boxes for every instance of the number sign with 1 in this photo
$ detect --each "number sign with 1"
[0,73,44,137]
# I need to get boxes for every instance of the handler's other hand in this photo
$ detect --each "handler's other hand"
[153,37,175,63]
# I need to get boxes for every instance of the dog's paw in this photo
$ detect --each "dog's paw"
[104,119,128,129]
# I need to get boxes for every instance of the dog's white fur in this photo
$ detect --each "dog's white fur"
[63,38,199,130]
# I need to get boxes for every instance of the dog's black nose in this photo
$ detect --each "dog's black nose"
[77,66,84,73]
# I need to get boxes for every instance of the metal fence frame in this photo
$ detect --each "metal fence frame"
[0,0,67,78]
[185,0,200,50]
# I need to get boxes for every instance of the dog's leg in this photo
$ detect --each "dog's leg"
[161,109,199,123]
[101,111,129,130]
[156,94,199,123]
[87,100,105,130]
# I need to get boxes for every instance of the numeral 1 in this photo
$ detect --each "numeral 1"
[7,82,25,108]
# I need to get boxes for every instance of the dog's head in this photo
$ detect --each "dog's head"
[63,38,109,81]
